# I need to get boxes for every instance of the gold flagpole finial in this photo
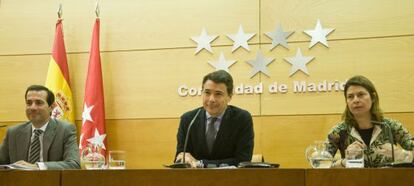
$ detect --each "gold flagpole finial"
[57,3,63,19]
[95,1,100,18]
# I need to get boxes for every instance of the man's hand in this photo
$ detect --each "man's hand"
[13,160,39,170]
[175,152,198,168]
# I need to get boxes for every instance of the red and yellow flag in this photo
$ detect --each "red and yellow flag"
[45,19,75,124]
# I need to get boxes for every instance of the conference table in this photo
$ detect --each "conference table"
[1,168,413,186]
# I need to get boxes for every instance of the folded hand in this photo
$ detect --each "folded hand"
[175,152,198,168]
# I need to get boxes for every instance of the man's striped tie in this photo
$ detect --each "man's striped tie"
[28,129,43,163]
[206,117,218,154]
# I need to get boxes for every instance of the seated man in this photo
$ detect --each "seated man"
[175,70,254,168]
[0,85,80,169]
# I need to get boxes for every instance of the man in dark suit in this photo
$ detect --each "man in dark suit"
[0,85,80,169]
[175,70,254,168]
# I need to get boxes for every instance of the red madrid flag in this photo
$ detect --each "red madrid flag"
[80,18,107,158]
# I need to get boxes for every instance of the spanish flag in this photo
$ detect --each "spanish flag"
[45,19,75,124]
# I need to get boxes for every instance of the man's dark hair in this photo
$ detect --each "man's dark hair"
[202,70,234,96]
[25,85,55,106]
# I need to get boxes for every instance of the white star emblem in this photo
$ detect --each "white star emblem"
[82,103,94,126]
[246,50,274,78]
[304,19,335,48]
[208,52,237,72]
[265,24,293,50]
[86,128,107,150]
[284,48,314,77]
[227,25,255,52]
[191,28,218,54]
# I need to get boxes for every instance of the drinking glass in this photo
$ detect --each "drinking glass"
[108,151,126,169]
[345,148,364,168]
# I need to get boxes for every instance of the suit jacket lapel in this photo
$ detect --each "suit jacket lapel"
[43,119,57,161]
[212,107,231,155]
[16,122,32,161]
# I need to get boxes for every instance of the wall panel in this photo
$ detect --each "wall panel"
[70,46,262,119]
[260,36,414,115]
[261,0,414,45]
[0,55,49,121]
[0,0,259,54]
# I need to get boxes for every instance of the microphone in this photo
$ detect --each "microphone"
[371,120,395,162]
[168,108,201,168]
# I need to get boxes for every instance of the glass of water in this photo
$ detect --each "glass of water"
[108,151,126,169]
[345,148,364,168]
